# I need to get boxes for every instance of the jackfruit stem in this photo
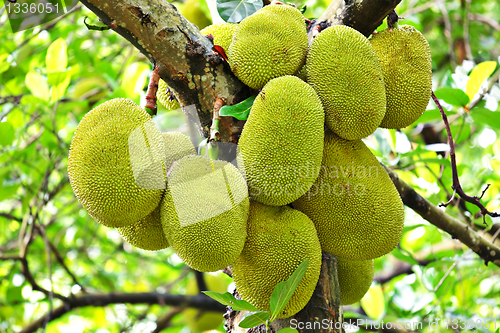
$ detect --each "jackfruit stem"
[145,66,160,116]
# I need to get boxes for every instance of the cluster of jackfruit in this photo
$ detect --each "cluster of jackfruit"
[201,3,431,308]
[67,3,433,322]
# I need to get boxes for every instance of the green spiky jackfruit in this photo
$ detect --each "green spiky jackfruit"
[232,202,322,319]
[68,98,165,228]
[183,273,231,332]
[293,130,404,260]
[307,25,386,140]
[337,257,374,305]
[160,155,249,272]
[116,132,195,250]
[116,205,168,251]
[228,4,308,89]
[237,76,324,206]
[370,25,432,129]
[201,23,237,52]
[157,79,180,111]
[161,131,196,170]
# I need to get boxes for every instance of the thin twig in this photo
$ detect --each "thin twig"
[385,165,500,267]
[17,4,83,49]
[433,262,457,292]
[46,238,87,292]
[437,2,456,67]
[0,212,23,223]
[431,92,499,224]
[37,224,54,333]
[0,254,22,260]
[152,307,185,333]
[463,0,473,60]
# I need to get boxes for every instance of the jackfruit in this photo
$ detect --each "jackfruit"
[293,130,404,260]
[183,273,231,332]
[201,23,237,52]
[157,79,180,111]
[181,0,211,29]
[337,257,374,305]
[228,4,308,89]
[116,205,168,250]
[237,76,324,206]
[68,98,165,228]
[161,131,196,169]
[232,202,321,319]
[370,25,432,129]
[306,25,386,140]
[116,132,195,250]
[160,155,249,272]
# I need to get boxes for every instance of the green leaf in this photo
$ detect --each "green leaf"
[50,71,72,101]
[25,72,50,101]
[6,286,23,303]
[277,328,299,333]
[391,247,420,266]
[46,38,68,73]
[238,311,269,328]
[433,87,469,107]
[0,53,10,75]
[470,107,500,130]
[219,96,256,120]
[360,284,385,319]
[0,122,15,147]
[216,0,263,23]
[270,258,309,319]
[466,61,497,103]
[203,291,258,311]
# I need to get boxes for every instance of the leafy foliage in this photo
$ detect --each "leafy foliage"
[0,0,499,332]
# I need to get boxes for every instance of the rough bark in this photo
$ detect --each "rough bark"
[270,253,343,333]
[309,0,401,38]
[226,254,342,333]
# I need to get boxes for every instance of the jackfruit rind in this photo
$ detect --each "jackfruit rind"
[201,23,237,52]
[228,4,308,89]
[162,131,196,171]
[157,79,180,111]
[337,258,374,305]
[306,25,386,140]
[370,25,432,129]
[161,155,249,272]
[232,202,321,319]
[293,130,404,260]
[68,98,164,228]
[116,204,169,251]
[237,76,324,206]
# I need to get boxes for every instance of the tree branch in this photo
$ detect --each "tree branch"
[310,0,402,38]
[385,166,500,267]
[79,0,250,141]
[20,292,226,333]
